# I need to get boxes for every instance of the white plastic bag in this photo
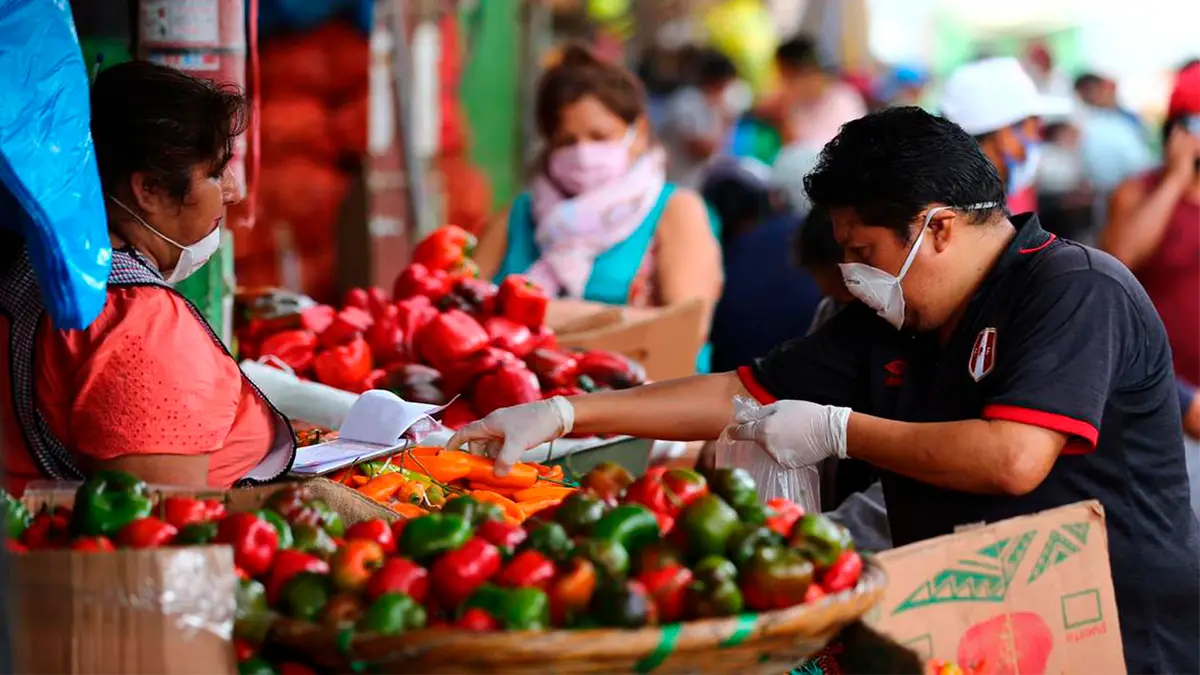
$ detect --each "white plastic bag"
[714,396,821,512]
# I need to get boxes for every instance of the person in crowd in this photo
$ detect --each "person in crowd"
[661,48,748,188]
[0,62,295,492]
[1023,40,1073,100]
[704,158,821,373]
[757,36,866,149]
[474,44,722,371]
[874,64,928,110]
[1035,121,1097,242]
[940,56,1071,215]
[451,107,1200,675]
[1101,63,1200,389]
[1073,72,1154,232]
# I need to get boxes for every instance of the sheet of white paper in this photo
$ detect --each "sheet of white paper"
[290,439,401,475]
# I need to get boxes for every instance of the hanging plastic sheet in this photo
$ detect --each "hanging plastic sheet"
[0,0,110,330]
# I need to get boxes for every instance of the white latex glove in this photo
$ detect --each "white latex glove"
[725,399,851,467]
[446,396,575,476]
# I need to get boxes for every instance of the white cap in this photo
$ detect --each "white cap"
[770,143,822,214]
[940,57,1074,135]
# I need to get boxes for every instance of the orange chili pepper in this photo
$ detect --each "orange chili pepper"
[352,475,370,486]
[358,473,407,502]
[549,557,597,625]
[397,452,470,483]
[471,490,525,522]
[390,502,427,518]
[513,485,575,502]
[466,481,520,497]
[517,497,565,519]
[397,481,427,505]
[462,455,539,490]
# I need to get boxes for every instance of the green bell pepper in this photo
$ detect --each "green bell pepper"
[70,470,154,537]
[684,578,744,618]
[308,499,345,538]
[521,521,574,563]
[593,580,655,628]
[255,509,294,550]
[358,592,427,635]
[464,584,550,631]
[676,494,740,559]
[789,513,853,568]
[692,555,739,584]
[739,546,815,611]
[591,504,659,555]
[281,572,333,621]
[707,468,758,509]
[398,513,472,561]
[726,525,783,567]
[292,524,338,559]
[442,495,504,526]
[234,579,272,644]
[175,521,219,545]
[632,541,685,576]
[736,502,770,527]
[237,657,277,675]
[554,492,606,537]
[572,538,629,583]
[1,491,31,540]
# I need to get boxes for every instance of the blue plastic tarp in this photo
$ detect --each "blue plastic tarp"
[0,0,111,330]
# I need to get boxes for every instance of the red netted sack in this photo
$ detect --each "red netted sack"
[330,92,368,159]
[317,21,370,103]
[257,157,350,237]
[260,96,338,162]
[260,33,333,100]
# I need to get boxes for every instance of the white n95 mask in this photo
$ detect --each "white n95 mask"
[838,203,997,329]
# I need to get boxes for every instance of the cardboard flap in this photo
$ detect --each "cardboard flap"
[869,500,1125,674]
[555,298,707,382]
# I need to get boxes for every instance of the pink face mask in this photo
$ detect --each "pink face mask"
[547,130,635,195]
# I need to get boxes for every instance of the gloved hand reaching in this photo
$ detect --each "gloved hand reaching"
[446,396,576,476]
[725,399,852,468]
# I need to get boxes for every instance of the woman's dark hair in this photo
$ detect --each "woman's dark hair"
[534,43,645,139]
[805,107,1006,240]
[793,205,840,270]
[91,61,248,201]
[694,49,738,89]
[775,36,824,73]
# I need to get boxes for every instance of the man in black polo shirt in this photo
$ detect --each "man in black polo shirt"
[450,108,1199,673]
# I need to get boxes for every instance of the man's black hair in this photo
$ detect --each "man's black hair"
[793,205,840,270]
[694,48,738,89]
[1073,72,1105,92]
[803,106,1006,239]
[775,36,824,72]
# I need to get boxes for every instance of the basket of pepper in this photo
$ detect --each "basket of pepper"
[261,463,888,674]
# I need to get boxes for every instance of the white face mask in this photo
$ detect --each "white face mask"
[721,80,753,116]
[109,196,222,284]
[838,203,998,330]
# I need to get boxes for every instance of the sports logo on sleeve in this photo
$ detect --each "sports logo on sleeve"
[969,327,997,382]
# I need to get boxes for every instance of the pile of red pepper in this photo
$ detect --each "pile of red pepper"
[237,225,647,429]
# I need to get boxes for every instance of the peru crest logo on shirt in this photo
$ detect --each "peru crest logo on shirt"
[969,327,997,382]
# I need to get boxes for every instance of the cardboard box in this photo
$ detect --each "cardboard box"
[11,546,237,675]
[866,500,1125,674]
[547,297,708,382]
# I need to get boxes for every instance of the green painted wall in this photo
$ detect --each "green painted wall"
[459,0,522,210]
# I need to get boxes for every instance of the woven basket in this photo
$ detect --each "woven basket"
[267,559,886,674]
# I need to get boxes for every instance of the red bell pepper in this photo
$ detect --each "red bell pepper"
[439,397,478,430]
[456,607,500,631]
[483,317,535,358]
[313,338,374,391]
[320,307,375,349]
[5,540,26,554]
[412,225,476,273]
[450,277,498,316]
[430,537,501,609]
[116,517,178,549]
[367,287,391,317]
[469,362,542,417]
[299,305,337,335]
[765,498,805,538]
[416,310,490,371]
[277,663,318,675]
[265,550,330,604]
[21,509,71,549]
[344,287,371,311]
[820,550,863,593]
[804,584,826,604]
[663,469,709,509]
[365,304,406,366]
[624,467,673,516]
[475,519,527,557]
[575,350,647,389]
[70,536,116,553]
[525,348,578,390]
[393,263,452,301]
[385,362,446,405]
[531,325,557,350]
[161,496,215,530]
[395,295,439,355]
[440,347,508,397]
[215,513,280,577]
[331,539,386,592]
[495,549,555,590]
[345,518,397,555]
[365,557,430,603]
[203,499,227,521]
[637,564,693,623]
[358,369,388,393]
[496,275,549,329]
[258,330,318,374]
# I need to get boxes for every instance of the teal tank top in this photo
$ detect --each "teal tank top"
[496,184,713,373]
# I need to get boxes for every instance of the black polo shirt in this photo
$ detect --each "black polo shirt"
[740,214,1200,674]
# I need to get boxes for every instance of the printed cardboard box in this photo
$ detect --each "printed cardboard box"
[866,500,1125,674]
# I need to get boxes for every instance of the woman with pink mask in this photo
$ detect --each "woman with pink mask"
[474,44,723,370]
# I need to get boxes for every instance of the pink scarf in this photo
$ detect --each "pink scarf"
[527,148,667,298]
